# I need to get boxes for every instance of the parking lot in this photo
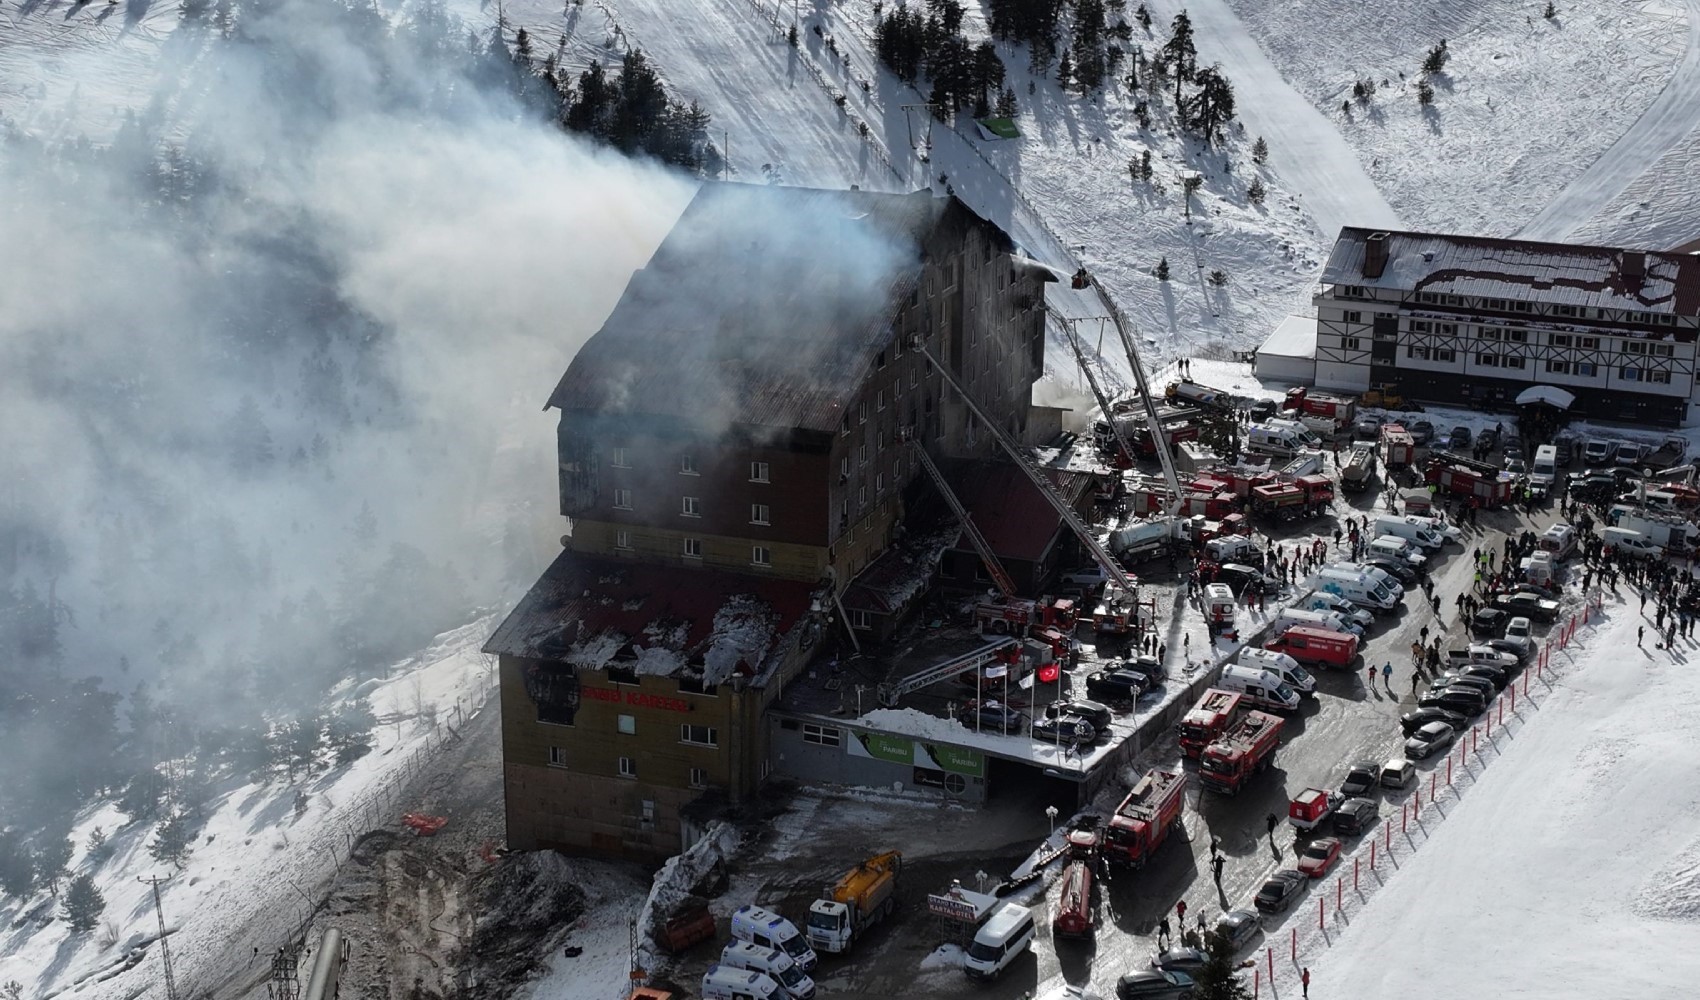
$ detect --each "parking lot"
[721,438,1584,1000]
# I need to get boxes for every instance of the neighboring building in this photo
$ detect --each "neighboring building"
[485,183,1053,860]
[1312,228,1700,426]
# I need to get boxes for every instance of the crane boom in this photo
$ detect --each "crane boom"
[1104,298,1186,515]
[909,441,1019,597]
[912,342,1136,597]
[1059,316,1139,469]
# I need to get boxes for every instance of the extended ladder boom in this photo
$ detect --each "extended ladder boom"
[913,342,1136,597]
[876,638,1015,707]
[910,441,1018,597]
[1059,316,1140,469]
[1103,296,1186,516]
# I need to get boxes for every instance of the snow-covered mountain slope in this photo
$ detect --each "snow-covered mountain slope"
[1221,0,1691,236]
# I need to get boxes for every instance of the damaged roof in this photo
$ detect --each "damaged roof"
[547,183,1013,433]
[483,549,814,685]
[1322,227,1700,316]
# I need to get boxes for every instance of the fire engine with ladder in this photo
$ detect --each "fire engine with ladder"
[1103,768,1186,866]
[1198,710,1284,795]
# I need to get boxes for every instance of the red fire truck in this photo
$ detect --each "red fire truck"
[1249,475,1334,521]
[1379,423,1416,469]
[1104,769,1187,867]
[1425,454,1514,508]
[1051,829,1100,939]
[974,595,1078,636]
[1178,688,1246,759]
[1281,386,1358,432]
[1198,711,1285,795]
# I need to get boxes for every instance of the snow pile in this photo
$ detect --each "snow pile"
[919,943,965,971]
[1634,839,1700,923]
[857,707,969,739]
[702,595,778,685]
[632,821,742,970]
[515,862,653,1000]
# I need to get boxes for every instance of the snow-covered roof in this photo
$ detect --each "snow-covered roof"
[1321,228,1700,316]
[1260,314,1319,360]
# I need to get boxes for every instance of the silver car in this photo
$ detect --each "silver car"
[1405,721,1456,760]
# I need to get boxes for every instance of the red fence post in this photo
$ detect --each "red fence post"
[1430,771,1437,799]
[1254,969,1261,1000]
[1318,898,1325,930]
[1336,876,1342,913]
[1414,784,1421,810]
[1268,946,1275,980]
[1447,755,1453,786]
[1402,802,1408,833]
[1385,817,1392,851]
[1499,699,1504,725]
[1354,856,1360,891]
[1473,727,1480,753]
[1291,926,1297,960]
[1370,838,1377,869]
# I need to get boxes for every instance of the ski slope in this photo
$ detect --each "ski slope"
[1305,606,1700,998]
[1521,0,1700,240]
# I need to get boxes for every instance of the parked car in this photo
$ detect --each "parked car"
[1409,420,1435,445]
[960,702,1028,734]
[1331,797,1378,836]
[1400,707,1468,735]
[1339,761,1381,798]
[1468,607,1510,638]
[1583,439,1618,465]
[1496,617,1536,659]
[1218,563,1283,594]
[1448,426,1472,449]
[1363,554,1418,585]
[1555,435,1577,465]
[1353,413,1385,439]
[1417,687,1486,717]
[1045,699,1115,736]
[1616,442,1651,467]
[1116,970,1195,1000]
[1031,715,1095,746]
[1148,948,1209,976]
[1437,673,1495,700]
[1250,399,1280,421]
[1086,669,1150,702]
[1060,565,1112,589]
[1253,871,1309,914]
[1490,592,1561,622]
[1213,910,1262,951]
[1121,655,1169,684]
[1443,646,1519,673]
[1380,758,1418,789]
[1297,837,1344,878]
[1405,721,1457,759]
[1504,457,1528,476]
[1443,664,1509,691]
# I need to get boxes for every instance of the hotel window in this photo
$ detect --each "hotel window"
[751,503,770,525]
[615,530,631,549]
[618,757,637,778]
[681,496,701,517]
[618,714,636,735]
[611,447,630,468]
[859,401,868,424]
[877,390,885,412]
[689,768,709,789]
[680,725,719,747]
[1622,366,1643,381]
[1478,328,1500,341]
[1550,334,1572,347]
[1439,323,1458,336]
[859,444,868,466]
[876,473,885,494]
[1655,344,1675,357]
[752,546,772,567]
[841,456,850,478]
[1343,310,1363,323]
[613,488,633,510]
[548,747,569,768]
[1649,370,1672,384]
[1546,361,1569,374]
[1511,301,1533,313]
[802,724,842,747]
[1407,346,1430,360]
[1554,304,1579,318]
[858,486,868,507]
[1476,353,1499,367]
[683,537,702,558]
[849,610,872,630]
[877,350,887,369]
[750,461,769,482]
[1579,337,1600,349]
[841,416,850,436]
[1576,362,1597,376]
[1627,342,1647,355]
[679,455,698,475]
[1341,337,1361,350]
[1434,349,1456,362]
[1502,356,1526,370]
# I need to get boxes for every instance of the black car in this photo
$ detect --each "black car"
[1086,669,1150,702]
[1444,663,1509,690]
[1249,399,1280,421]
[960,703,1028,734]
[1339,761,1380,798]
[1490,592,1561,623]
[1332,797,1378,836]
[1149,947,1210,976]
[1218,563,1282,593]
[1410,420,1436,445]
[1486,637,1535,663]
[1254,870,1309,914]
[1437,673,1495,700]
[1401,707,1469,735]
[1364,555,1418,585]
[1122,655,1169,684]
[1449,426,1472,449]
[1045,699,1114,735]
[1469,607,1510,638]
[1213,909,1262,951]
[1116,970,1195,1000]
[1032,715,1096,746]
[1418,687,1487,717]
[1477,428,1500,451]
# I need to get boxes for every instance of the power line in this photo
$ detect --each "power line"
[138,874,181,1000]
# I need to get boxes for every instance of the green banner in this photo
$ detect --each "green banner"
[851,731,913,766]
[927,743,985,778]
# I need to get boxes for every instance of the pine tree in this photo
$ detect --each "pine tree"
[1252,136,1268,164]
[148,812,193,868]
[787,23,798,47]
[997,87,1019,118]
[1162,11,1197,112]
[1057,47,1074,90]
[1136,3,1152,30]
[1248,176,1266,204]
[1134,99,1151,129]
[1423,40,1449,75]
[62,874,106,933]
[1073,0,1108,90]
[1417,79,1435,105]
[0,829,34,899]
[1156,257,1171,280]
[35,839,72,897]
[1189,930,1256,999]
[1544,1,1556,17]
[1187,64,1235,142]
[1182,173,1204,219]
[326,701,377,766]
[514,26,532,64]
[1209,269,1228,286]
[1140,149,1153,180]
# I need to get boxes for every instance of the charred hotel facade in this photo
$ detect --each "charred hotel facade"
[484,184,1054,860]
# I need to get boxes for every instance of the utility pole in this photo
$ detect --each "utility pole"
[898,104,938,157]
[138,874,182,1000]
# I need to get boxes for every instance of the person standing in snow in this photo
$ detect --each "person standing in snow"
[1366,663,1376,690]
[1302,967,1311,998]
[1639,625,1645,647]
[1158,915,1170,948]
[1382,662,1393,688]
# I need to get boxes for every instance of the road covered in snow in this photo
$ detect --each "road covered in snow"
[1520,0,1700,241]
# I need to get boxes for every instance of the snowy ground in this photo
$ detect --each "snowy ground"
[0,619,500,1000]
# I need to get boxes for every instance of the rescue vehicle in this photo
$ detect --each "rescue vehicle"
[1249,476,1334,522]
[1177,688,1246,759]
[973,595,1077,637]
[1425,454,1514,508]
[1104,769,1186,866]
[1281,386,1358,432]
[1287,787,1345,833]
[1051,829,1100,939]
[1263,625,1359,670]
[1378,423,1416,469]
[1198,711,1284,795]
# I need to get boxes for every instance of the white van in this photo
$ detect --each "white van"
[1247,424,1314,458]
[721,943,816,1000]
[1312,567,1400,612]
[1300,591,1375,628]
[1602,526,1665,561]
[1373,515,1445,551]
[731,906,818,972]
[1538,523,1576,560]
[1368,535,1425,566]
[702,965,782,1000]
[1205,534,1260,564]
[1216,664,1302,712]
[1530,444,1558,490]
[1272,606,1363,638]
[964,904,1037,979]
[1237,648,1316,696]
[1343,562,1405,597]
